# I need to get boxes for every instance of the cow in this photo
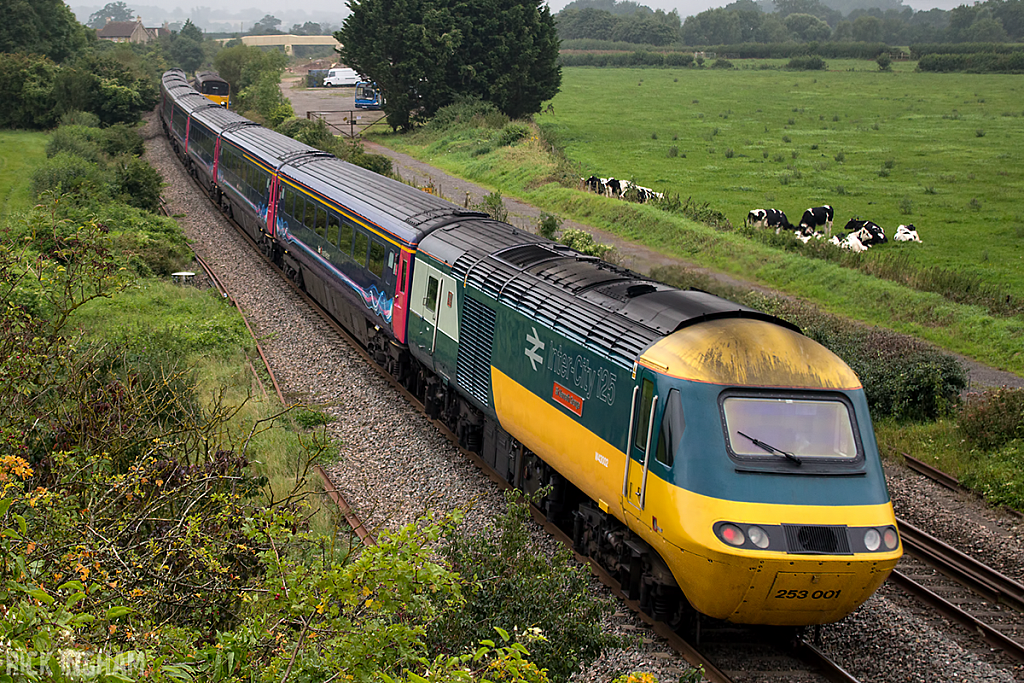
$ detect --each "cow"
[605,178,622,197]
[583,176,604,194]
[894,224,922,242]
[829,232,868,253]
[842,219,887,246]
[746,208,794,233]
[799,205,834,236]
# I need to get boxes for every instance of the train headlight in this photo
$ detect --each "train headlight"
[883,527,899,550]
[720,523,745,547]
[863,528,881,551]
[747,525,770,549]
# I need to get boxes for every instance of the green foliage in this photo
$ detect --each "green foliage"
[958,387,1024,449]
[876,53,893,71]
[114,155,164,212]
[559,228,613,258]
[58,110,101,128]
[498,122,533,147]
[427,99,508,132]
[426,490,615,682]
[0,53,59,129]
[276,119,394,176]
[0,0,89,63]
[294,409,334,429]
[537,212,562,240]
[339,0,561,129]
[785,55,827,70]
[477,191,510,222]
[88,1,135,28]
[32,152,102,198]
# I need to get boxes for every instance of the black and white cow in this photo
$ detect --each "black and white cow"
[842,218,887,246]
[583,176,605,194]
[894,224,922,242]
[799,205,834,236]
[746,208,794,232]
[829,232,868,252]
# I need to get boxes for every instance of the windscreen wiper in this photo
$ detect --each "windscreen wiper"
[737,431,802,465]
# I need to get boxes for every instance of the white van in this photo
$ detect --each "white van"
[323,68,360,87]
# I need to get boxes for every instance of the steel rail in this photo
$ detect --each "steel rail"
[898,518,1024,614]
[889,569,1024,664]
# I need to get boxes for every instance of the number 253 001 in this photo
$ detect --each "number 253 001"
[773,589,842,600]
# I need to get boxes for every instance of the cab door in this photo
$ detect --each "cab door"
[623,368,660,512]
[413,271,441,354]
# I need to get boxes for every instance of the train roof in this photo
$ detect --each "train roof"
[420,219,799,364]
[221,124,314,170]
[171,89,218,114]
[281,155,485,247]
[193,70,227,84]
[190,103,250,131]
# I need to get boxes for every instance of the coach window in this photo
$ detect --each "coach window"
[327,212,340,246]
[656,389,683,467]
[315,205,327,238]
[339,217,354,256]
[283,187,295,219]
[369,238,386,279]
[304,197,317,231]
[353,230,369,268]
[399,260,408,293]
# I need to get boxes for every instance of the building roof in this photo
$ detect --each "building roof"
[96,21,142,38]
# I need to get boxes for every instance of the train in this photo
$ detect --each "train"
[191,70,230,108]
[159,68,902,627]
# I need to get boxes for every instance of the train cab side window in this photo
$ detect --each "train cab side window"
[353,230,369,268]
[656,389,683,467]
[399,259,408,293]
[425,276,439,313]
[369,239,386,278]
[634,378,655,452]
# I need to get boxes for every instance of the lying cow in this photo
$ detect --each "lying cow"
[894,224,922,242]
[800,205,834,236]
[843,219,887,246]
[746,208,794,232]
[829,232,868,253]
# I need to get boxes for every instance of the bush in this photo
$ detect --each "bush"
[59,110,101,128]
[786,56,827,70]
[31,152,103,198]
[98,123,145,157]
[537,212,561,240]
[559,228,612,258]
[477,191,509,222]
[425,491,615,682]
[498,122,531,147]
[876,53,892,71]
[115,155,163,212]
[46,125,103,164]
[428,98,506,131]
[958,387,1024,449]
[711,59,734,69]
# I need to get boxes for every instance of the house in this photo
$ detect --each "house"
[96,18,153,44]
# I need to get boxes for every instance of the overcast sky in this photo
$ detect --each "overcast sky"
[73,0,969,30]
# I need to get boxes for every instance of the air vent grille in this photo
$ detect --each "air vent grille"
[784,525,851,555]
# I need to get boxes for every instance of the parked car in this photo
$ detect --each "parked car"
[323,68,360,87]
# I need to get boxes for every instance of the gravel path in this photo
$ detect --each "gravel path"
[144,108,1023,682]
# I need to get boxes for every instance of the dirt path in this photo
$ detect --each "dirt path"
[279,76,1024,391]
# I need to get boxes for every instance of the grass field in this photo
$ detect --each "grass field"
[541,64,1024,300]
[0,131,48,219]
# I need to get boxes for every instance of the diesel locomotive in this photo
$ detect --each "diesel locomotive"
[160,68,902,627]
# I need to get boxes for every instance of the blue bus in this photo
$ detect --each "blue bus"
[354,81,383,110]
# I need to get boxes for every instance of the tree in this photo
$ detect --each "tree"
[0,0,88,63]
[339,0,561,130]
[179,17,204,43]
[87,1,134,29]
[251,14,283,34]
[784,12,833,40]
[170,20,205,74]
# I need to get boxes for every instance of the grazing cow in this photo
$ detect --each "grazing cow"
[584,176,604,194]
[894,224,922,242]
[843,219,887,246]
[746,208,794,232]
[799,205,834,236]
